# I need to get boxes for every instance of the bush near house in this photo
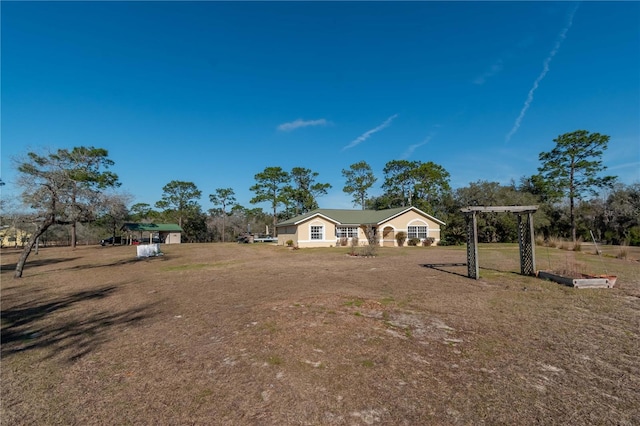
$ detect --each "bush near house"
[422,237,435,247]
[408,237,420,246]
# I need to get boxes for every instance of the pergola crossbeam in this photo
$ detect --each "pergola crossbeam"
[460,205,538,214]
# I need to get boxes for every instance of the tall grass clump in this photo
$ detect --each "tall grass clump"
[559,239,569,250]
[616,245,629,260]
[573,238,583,252]
[547,236,561,248]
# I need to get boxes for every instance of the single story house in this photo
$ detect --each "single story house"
[276,207,445,248]
[120,223,183,244]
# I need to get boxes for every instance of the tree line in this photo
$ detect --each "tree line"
[3,130,638,278]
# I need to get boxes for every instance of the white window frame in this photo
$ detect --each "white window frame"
[336,226,358,238]
[407,225,429,239]
[310,225,324,240]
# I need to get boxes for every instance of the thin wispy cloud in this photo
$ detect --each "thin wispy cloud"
[505,3,579,143]
[474,59,504,85]
[401,133,435,159]
[277,118,329,132]
[607,161,640,172]
[473,36,533,85]
[343,114,399,151]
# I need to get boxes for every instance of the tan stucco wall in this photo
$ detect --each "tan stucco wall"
[277,209,442,248]
[378,210,442,246]
[290,217,338,248]
[278,217,339,248]
[277,225,298,246]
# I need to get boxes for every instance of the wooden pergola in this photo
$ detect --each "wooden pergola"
[460,206,538,279]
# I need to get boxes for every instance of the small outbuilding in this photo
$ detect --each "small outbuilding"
[0,226,31,248]
[276,207,445,248]
[120,223,183,244]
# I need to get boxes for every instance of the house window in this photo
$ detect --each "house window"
[310,225,324,240]
[408,226,428,239]
[336,226,358,238]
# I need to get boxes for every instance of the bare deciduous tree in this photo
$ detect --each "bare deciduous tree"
[13,147,119,278]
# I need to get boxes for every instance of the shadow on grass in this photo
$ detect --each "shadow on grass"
[421,263,468,278]
[0,257,82,272]
[18,255,169,277]
[421,263,524,279]
[68,255,167,271]
[1,285,156,362]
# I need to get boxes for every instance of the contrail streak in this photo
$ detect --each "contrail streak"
[505,3,579,143]
[401,133,434,159]
[343,114,399,150]
[277,118,328,132]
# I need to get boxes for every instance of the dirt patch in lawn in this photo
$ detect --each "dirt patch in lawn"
[2,243,639,425]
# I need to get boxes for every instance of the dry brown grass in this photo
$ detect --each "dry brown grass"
[2,243,639,425]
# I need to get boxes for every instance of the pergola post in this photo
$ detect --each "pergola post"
[517,212,537,276]
[465,211,479,280]
[460,205,538,280]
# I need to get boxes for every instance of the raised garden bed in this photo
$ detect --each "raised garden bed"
[537,270,617,289]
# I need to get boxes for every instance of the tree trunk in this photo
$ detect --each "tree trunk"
[71,190,78,248]
[570,202,577,242]
[272,206,277,239]
[71,220,77,248]
[570,163,576,242]
[14,215,55,279]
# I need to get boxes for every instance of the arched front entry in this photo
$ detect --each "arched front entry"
[382,226,395,247]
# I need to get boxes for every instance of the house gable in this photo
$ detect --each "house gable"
[377,206,445,226]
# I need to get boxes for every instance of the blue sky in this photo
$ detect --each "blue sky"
[2,1,639,212]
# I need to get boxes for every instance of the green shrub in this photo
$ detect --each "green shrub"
[437,237,462,246]
[422,237,435,247]
[286,239,294,247]
[628,226,640,246]
[408,237,420,246]
[395,231,407,247]
[349,236,359,256]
